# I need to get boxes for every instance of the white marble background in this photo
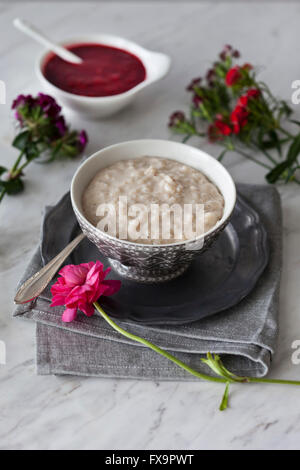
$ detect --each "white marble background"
[1,0,300,450]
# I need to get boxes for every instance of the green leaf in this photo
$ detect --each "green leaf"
[201,353,224,377]
[219,382,230,411]
[267,130,281,156]
[289,119,300,126]
[284,166,297,183]
[201,353,246,383]
[12,130,30,151]
[266,133,300,183]
[60,144,79,158]
[256,129,284,156]
[201,353,235,380]
[260,137,289,151]
[0,166,7,176]
[286,133,300,163]
[0,177,24,195]
[224,55,232,69]
[266,161,290,184]
[199,103,211,121]
[25,144,40,161]
[279,100,292,117]
[214,63,226,79]
[32,105,43,121]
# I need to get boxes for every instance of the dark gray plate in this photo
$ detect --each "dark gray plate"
[42,193,269,325]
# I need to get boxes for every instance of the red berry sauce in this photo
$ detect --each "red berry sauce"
[43,43,146,97]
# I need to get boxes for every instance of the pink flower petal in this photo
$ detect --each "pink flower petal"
[59,264,88,286]
[86,261,103,284]
[79,302,95,317]
[51,283,72,295]
[61,308,77,322]
[50,294,68,307]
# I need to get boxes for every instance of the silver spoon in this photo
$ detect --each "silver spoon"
[13,18,83,65]
[14,232,85,304]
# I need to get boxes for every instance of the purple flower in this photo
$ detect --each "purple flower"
[206,68,216,84]
[55,116,67,136]
[10,91,87,161]
[14,110,22,122]
[186,77,202,92]
[168,111,186,128]
[192,94,203,108]
[37,93,61,118]
[11,94,35,110]
[219,45,240,61]
[78,130,88,151]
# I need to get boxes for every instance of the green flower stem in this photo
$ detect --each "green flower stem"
[278,127,294,140]
[182,135,191,144]
[10,149,25,175]
[234,147,272,170]
[94,302,300,388]
[16,158,32,175]
[250,142,277,165]
[248,377,300,386]
[94,301,227,384]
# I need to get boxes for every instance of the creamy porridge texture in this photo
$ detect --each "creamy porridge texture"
[82,156,224,244]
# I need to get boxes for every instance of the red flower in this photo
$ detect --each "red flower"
[247,88,260,99]
[237,88,260,107]
[242,63,253,71]
[230,105,249,134]
[215,119,232,136]
[208,117,232,142]
[237,95,249,107]
[208,124,218,142]
[225,66,242,86]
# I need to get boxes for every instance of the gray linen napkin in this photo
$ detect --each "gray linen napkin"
[13,183,282,379]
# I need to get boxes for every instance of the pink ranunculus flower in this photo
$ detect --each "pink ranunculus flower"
[50,261,121,323]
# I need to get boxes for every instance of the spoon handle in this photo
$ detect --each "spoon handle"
[13,18,83,64]
[14,233,85,305]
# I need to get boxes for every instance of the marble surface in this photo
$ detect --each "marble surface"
[1,1,300,450]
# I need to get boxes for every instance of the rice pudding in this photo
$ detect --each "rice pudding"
[82,156,224,244]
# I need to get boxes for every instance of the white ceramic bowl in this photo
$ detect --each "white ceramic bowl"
[71,139,236,283]
[35,34,171,118]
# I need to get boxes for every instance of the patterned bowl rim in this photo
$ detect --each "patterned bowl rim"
[70,139,237,249]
